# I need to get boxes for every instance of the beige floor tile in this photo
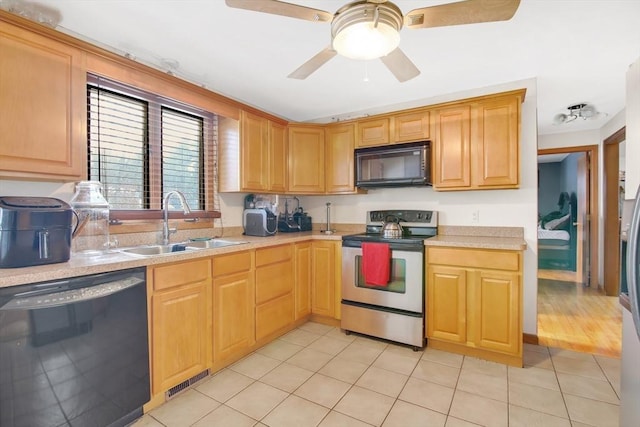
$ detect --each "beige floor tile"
[412,359,460,388]
[287,348,334,372]
[197,369,254,403]
[192,405,256,427]
[372,349,419,376]
[422,348,464,368]
[398,377,455,414]
[564,394,620,427]
[507,365,560,391]
[556,372,619,404]
[551,355,607,381]
[280,328,323,346]
[462,357,507,378]
[524,343,550,354]
[457,369,508,402]
[595,355,621,397]
[259,362,314,393]
[570,422,595,427]
[262,395,329,427]
[319,357,369,384]
[337,342,385,365]
[382,400,447,427]
[308,336,352,356]
[523,349,554,370]
[444,417,482,426]
[508,405,571,427]
[354,336,389,350]
[298,322,335,336]
[318,411,372,427]
[256,339,304,361]
[149,389,220,427]
[226,382,288,420]
[294,373,352,408]
[229,353,281,380]
[384,343,423,359]
[549,347,597,361]
[131,414,164,427]
[508,382,568,418]
[334,386,395,426]
[449,390,508,427]
[325,328,357,343]
[355,366,409,398]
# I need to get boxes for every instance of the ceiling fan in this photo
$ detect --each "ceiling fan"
[225,0,521,82]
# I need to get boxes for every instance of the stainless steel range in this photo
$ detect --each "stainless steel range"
[341,209,437,349]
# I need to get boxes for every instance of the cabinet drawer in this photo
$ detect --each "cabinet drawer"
[255,292,294,340]
[152,259,212,291]
[427,247,520,271]
[256,244,292,267]
[256,260,294,304]
[213,251,253,276]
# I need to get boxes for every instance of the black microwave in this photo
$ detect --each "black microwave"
[355,141,431,188]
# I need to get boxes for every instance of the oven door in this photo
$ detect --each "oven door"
[341,245,424,313]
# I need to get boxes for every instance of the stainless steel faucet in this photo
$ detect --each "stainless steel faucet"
[162,191,192,245]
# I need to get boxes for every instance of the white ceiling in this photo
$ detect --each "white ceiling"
[25,0,640,135]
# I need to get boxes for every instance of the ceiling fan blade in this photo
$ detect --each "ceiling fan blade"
[380,48,420,82]
[288,47,338,80]
[405,0,520,29]
[225,0,332,22]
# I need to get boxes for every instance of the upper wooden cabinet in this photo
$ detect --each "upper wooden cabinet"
[356,118,390,147]
[393,110,430,143]
[432,91,523,191]
[0,21,85,180]
[288,125,326,194]
[219,111,287,193]
[326,123,357,194]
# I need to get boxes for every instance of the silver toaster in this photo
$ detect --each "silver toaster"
[243,208,277,237]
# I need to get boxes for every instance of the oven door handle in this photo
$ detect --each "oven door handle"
[0,277,145,310]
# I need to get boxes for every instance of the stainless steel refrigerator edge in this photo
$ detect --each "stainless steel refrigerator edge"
[621,186,640,427]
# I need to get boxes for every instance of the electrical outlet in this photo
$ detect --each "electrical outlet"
[471,210,479,223]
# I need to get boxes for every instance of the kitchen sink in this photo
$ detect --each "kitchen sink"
[120,243,199,257]
[185,239,248,249]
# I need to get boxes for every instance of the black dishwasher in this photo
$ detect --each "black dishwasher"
[0,267,149,427]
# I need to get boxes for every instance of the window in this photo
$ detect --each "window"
[87,75,218,220]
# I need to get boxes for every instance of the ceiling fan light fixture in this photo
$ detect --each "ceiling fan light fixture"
[331,1,403,60]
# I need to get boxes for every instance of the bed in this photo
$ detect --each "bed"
[538,192,577,271]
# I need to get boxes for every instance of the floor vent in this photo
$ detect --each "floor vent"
[165,369,210,400]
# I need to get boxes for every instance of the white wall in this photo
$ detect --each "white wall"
[300,78,541,335]
[626,57,640,198]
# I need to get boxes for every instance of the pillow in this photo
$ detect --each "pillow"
[544,213,570,230]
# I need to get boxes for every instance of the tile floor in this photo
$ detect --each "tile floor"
[133,322,621,427]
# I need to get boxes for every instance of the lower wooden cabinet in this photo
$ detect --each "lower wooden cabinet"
[426,247,522,366]
[255,244,294,340]
[212,251,255,363]
[149,259,212,395]
[311,241,341,319]
[294,242,312,319]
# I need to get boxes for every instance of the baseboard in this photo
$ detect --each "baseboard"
[523,333,539,345]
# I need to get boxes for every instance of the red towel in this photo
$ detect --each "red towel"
[361,242,390,286]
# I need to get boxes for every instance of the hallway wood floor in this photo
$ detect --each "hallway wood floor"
[537,270,622,358]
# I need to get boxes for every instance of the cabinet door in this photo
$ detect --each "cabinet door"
[256,292,295,341]
[393,111,430,143]
[432,106,471,189]
[288,126,325,193]
[240,111,269,191]
[311,241,336,318]
[472,96,520,188]
[426,265,467,343]
[326,123,356,193]
[356,118,390,147]
[269,121,287,192]
[213,271,255,363]
[294,242,312,319]
[469,270,521,355]
[0,21,85,179]
[152,282,208,394]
